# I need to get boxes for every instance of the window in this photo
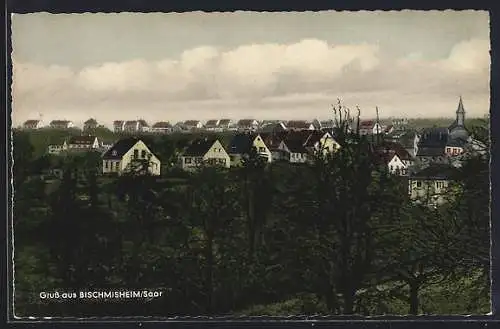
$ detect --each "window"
[115,162,120,171]
[133,149,139,159]
[185,157,192,164]
[141,150,146,158]
[105,161,109,169]
[416,181,422,188]
[259,147,266,152]
[390,165,393,171]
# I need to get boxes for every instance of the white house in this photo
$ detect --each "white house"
[285,120,316,131]
[151,121,173,134]
[23,119,44,129]
[102,137,161,176]
[204,120,220,131]
[49,120,74,129]
[113,120,126,132]
[278,139,309,164]
[408,164,458,207]
[183,120,204,130]
[228,133,273,166]
[180,138,231,171]
[66,135,100,151]
[358,120,384,135]
[236,119,260,132]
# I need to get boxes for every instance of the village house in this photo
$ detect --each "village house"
[358,120,384,135]
[228,133,273,166]
[408,164,459,207]
[278,138,309,164]
[23,119,44,129]
[236,119,260,132]
[83,118,98,131]
[445,138,466,157]
[66,135,101,151]
[218,119,233,131]
[204,120,220,132]
[123,120,150,133]
[259,121,287,133]
[113,120,126,133]
[151,121,173,134]
[49,120,74,129]
[304,130,341,156]
[314,119,336,131]
[285,120,316,131]
[384,125,395,135]
[102,137,161,176]
[47,144,65,155]
[180,138,231,171]
[375,142,414,176]
[183,120,204,131]
[414,97,470,166]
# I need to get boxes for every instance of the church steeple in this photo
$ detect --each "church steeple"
[456,96,465,126]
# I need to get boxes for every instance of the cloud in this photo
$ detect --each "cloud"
[11,38,490,125]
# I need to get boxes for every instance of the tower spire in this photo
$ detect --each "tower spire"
[456,96,465,126]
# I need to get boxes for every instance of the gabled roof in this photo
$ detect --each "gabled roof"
[113,120,125,125]
[183,138,218,157]
[416,147,446,157]
[24,120,41,125]
[68,135,97,145]
[219,119,231,126]
[446,137,468,148]
[376,141,411,160]
[418,127,449,148]
[304,130,327,147]
[237,119,257,126]
[50,120,71,125]
[205,120,219,127]
[286,120,311,129]
[125,120,138,125]
[102,137,142,159]
[359,120,375,128]
[259,131,288,148]
[229,133,256,154]
[152,121,172,128]
[138,119,149,127]
[283,139,308,154]
[410,164,458,180]
[184,120,201,126]
[84,118,97,124]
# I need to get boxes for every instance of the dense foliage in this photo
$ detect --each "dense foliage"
[11,110,490,317]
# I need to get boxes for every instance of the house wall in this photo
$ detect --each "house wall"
[388,155,407,175]
[372,123,383,134]
[408,179,451,205]
[102,159,121,174]
[181,156,204,170]
[118,140,161,176]
[445,146,464,156]
[253,135,272,162]
[203,140,231,168]
[317,133,341,155]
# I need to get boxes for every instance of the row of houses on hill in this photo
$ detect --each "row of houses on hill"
[22,117,396,135]
[98,135,467,208]
[47,135,113,155]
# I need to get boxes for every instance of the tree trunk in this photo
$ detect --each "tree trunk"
[343,286,356,315]
[206,232,214,314]
[409,281,420,315]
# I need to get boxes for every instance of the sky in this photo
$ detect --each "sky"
[11,10,490,128]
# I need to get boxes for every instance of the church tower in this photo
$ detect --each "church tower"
[456,96,466,127]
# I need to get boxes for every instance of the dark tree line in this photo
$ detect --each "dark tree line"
[12,105,490,317]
